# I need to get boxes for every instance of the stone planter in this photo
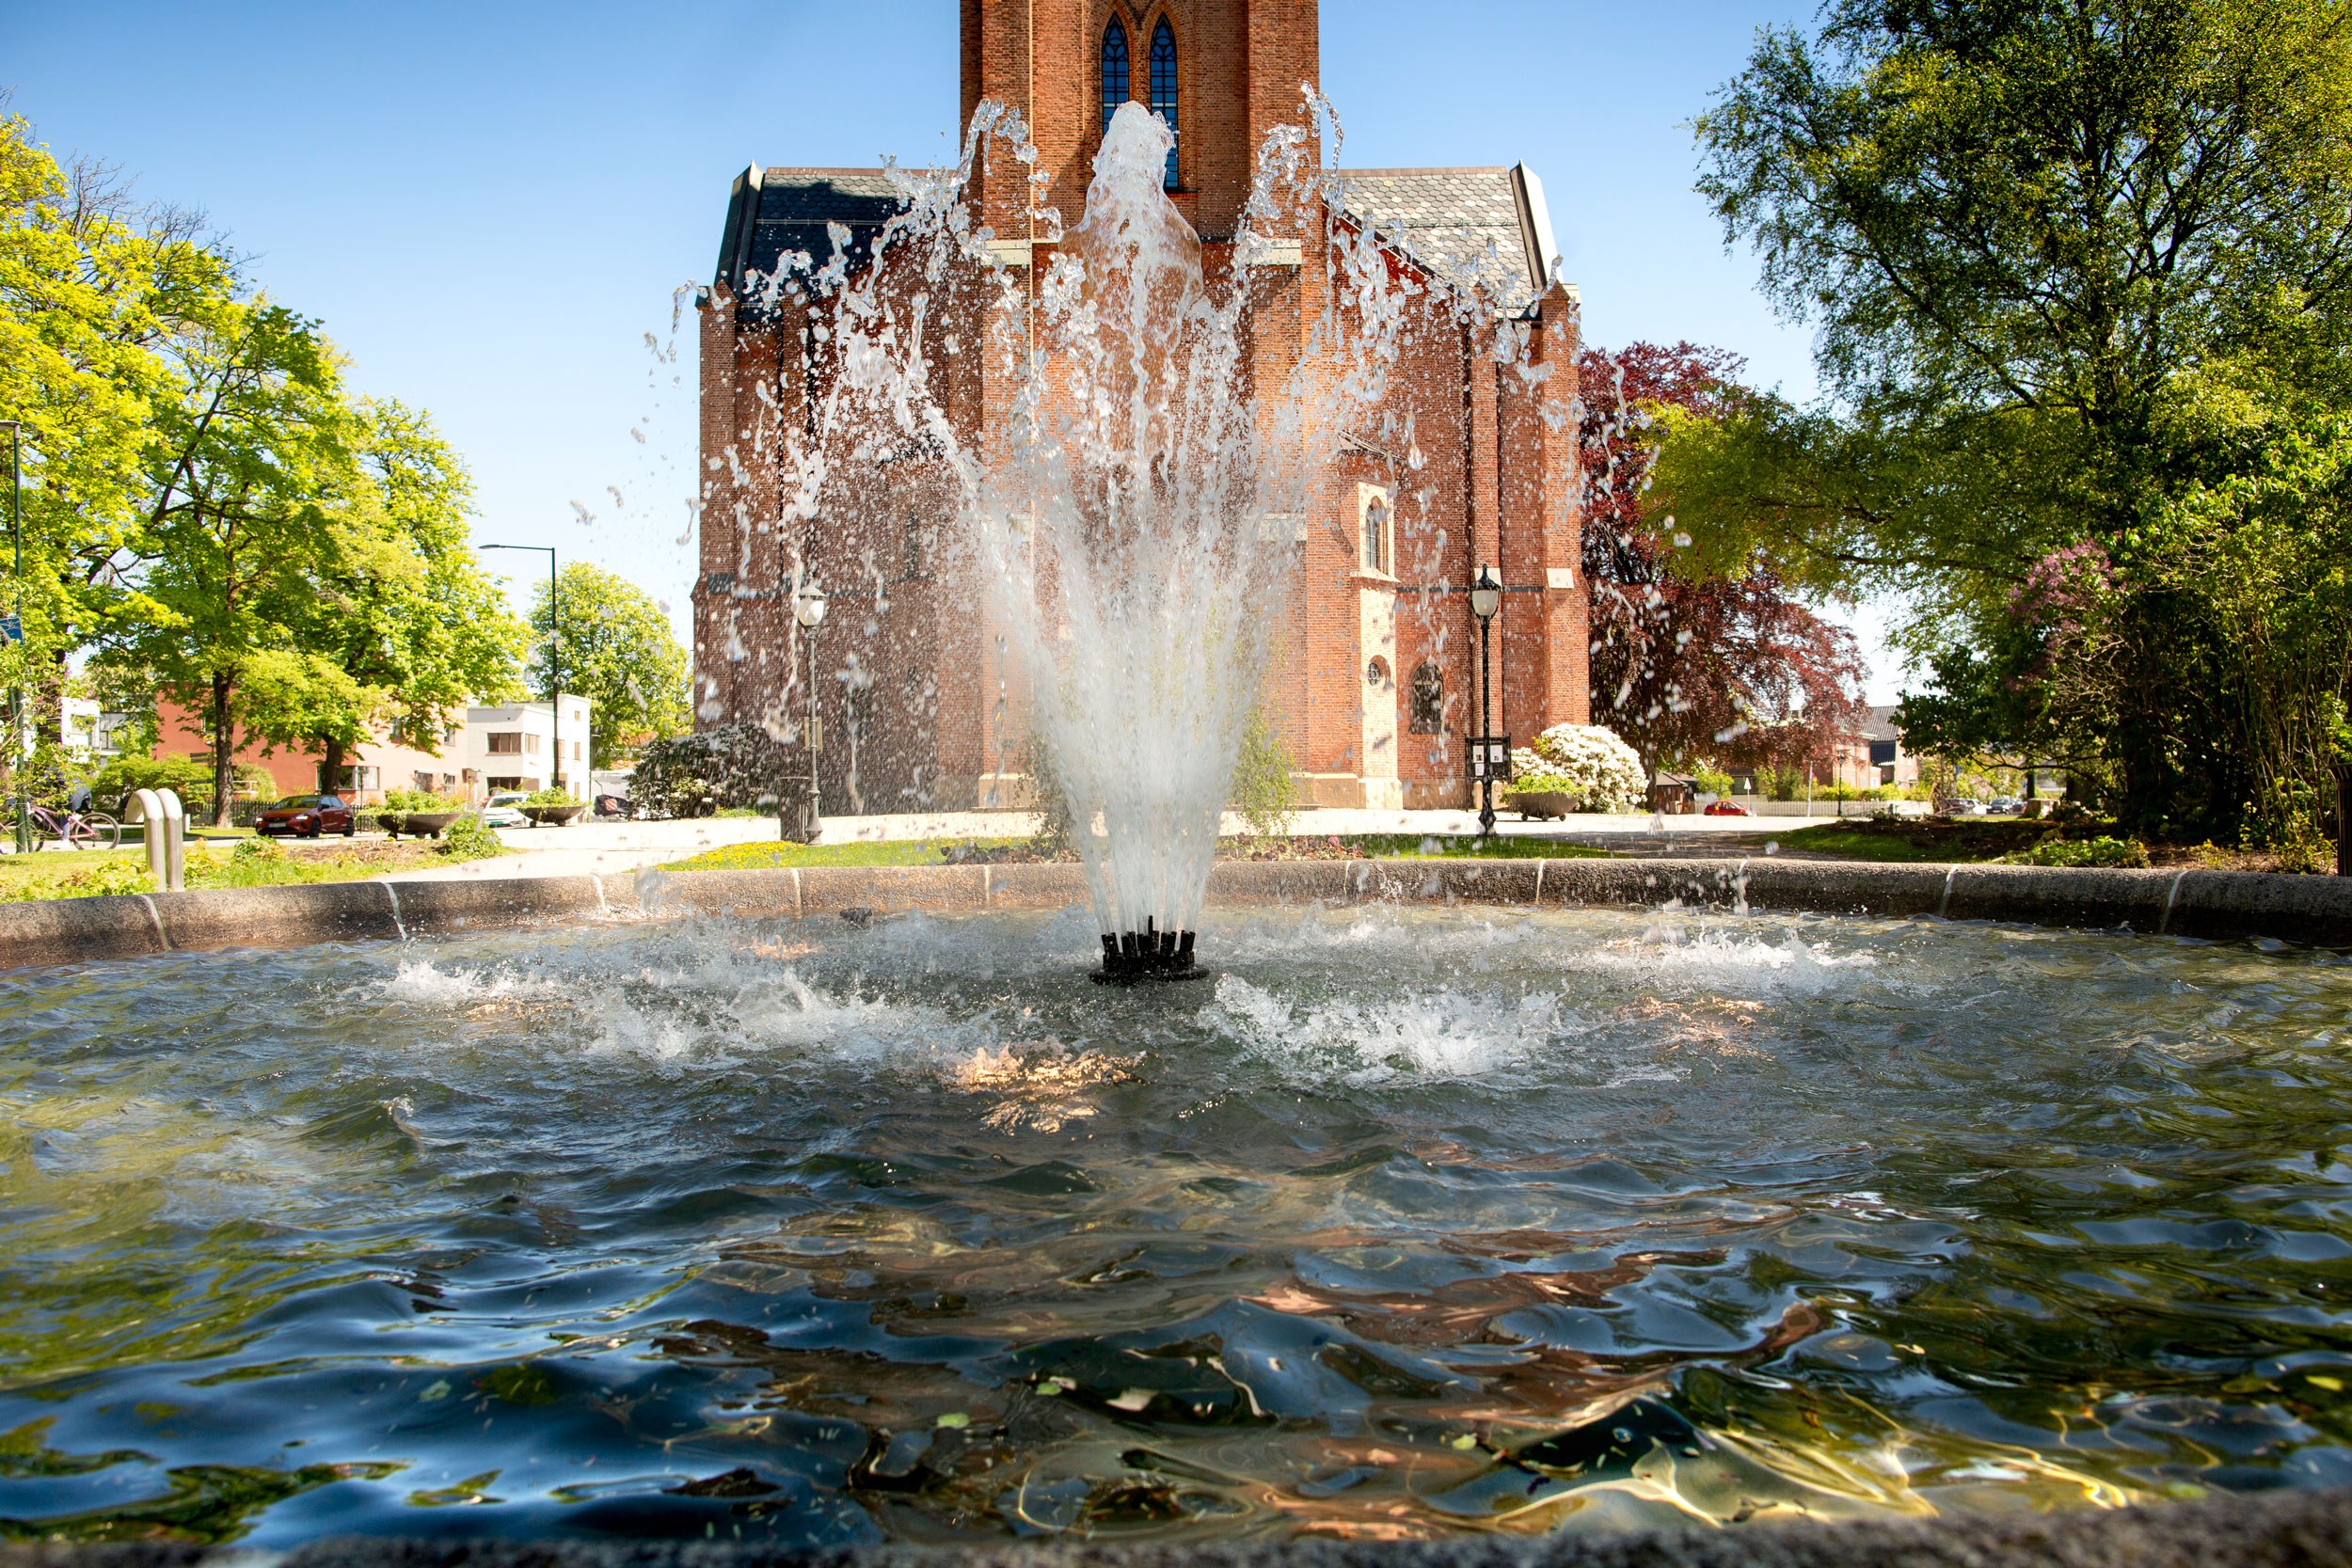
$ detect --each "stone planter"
[1506,790,1580,821]
[386,811,464,840]
[523,805,586,827]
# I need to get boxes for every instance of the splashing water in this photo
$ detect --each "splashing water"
[751,98,1497,970]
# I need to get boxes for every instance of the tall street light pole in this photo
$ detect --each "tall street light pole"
[3,420,25,854]
[794,583,827,843]
[1470,563,1503,837]
[483,545,562,793]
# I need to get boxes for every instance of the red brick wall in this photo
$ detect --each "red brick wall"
[698,0,1592,816]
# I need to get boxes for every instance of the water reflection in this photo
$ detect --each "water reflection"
[1,906,2348,1544]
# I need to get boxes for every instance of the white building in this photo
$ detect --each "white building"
[462,695,592,795]
[60,697,140,759]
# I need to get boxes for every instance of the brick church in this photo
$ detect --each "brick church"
[695,0,1588,813]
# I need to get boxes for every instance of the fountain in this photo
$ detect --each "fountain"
[751,101,1449,983]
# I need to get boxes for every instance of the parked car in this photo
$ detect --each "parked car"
[1988,797,2023,816]
[594,793,633,820]
[1948,799,1989,816]
[1703,798,1754,816]
[256,793,355,839]
[482,793,531,830]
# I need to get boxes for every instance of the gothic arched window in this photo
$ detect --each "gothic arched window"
[1149,18,1179,187]
[1101,20,1130,135]
[1409,661,1445,735]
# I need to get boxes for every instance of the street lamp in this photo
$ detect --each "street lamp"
[1469,562,1503,837]
[793,582,827,843]
[482,545,563,795]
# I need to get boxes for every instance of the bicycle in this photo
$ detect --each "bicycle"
[5,799,122,851]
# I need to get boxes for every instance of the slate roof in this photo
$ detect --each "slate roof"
[713,167,905,300]
[1860,704,1905,741]
[710,163,1562,316]
[1333,167,1551,314]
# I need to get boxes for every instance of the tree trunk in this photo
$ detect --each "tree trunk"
[320,736,346,797]
[2337,762,2349,879]
[209,672,235,828]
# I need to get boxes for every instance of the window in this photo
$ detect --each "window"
[1366,656,1391,689]
[487,732,522,755]
[1101,19,1129,135]
[487,775,522,793]
[1149,18,1178,187]
[321,765,379,791]
[1409,661,1444,734]
[1868,738,1898,766]
[572,740,582,761]
[526,733,542,755]
[1359,489,1391,575]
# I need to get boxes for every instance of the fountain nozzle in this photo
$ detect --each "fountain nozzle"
[1092,921,1205,985]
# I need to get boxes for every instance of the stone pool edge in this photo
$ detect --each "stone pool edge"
[1,857,2346,972]
[1,1476,2349,1568]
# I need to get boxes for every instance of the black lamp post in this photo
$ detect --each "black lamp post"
[794,583,827,843]
[483,545,562,794]
[1470,563,1502,837]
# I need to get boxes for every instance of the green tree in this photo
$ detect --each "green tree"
[108,296,358,823]
[524,562,689,769]
[0,109,229,770]
[255,401,526,785]
[1672,0,2352,834]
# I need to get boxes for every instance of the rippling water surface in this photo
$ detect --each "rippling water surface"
[4,905,2350,1544]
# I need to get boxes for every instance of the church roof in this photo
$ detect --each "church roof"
[713,166,902,298]
[711,162,1565,317]
[1333,166,1560,315]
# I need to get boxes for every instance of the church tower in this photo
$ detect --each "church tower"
[959,1,1322,245]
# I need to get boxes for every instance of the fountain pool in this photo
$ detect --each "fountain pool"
[2,905,2347,1544]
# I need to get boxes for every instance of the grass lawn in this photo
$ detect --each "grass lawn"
[1775,819,2062,863]
[0,836,505,902]
[660,833,1616,874]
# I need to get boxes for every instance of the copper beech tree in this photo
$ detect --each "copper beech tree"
[1580,341,1867,786]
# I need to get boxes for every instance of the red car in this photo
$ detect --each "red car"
[256,793,356,838]
[1703,798,1754,816]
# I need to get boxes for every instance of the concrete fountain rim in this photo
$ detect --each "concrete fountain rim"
[0,853,2345,973]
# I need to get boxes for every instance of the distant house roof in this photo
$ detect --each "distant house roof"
[1333,165,1561,314]
[713,166,904,299]
[1859,704,1904,742]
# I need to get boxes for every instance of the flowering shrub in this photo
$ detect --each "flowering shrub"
[1509,723,1647,813]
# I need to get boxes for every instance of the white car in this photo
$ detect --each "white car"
[482,794,531,829]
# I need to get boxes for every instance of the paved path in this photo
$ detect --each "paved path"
[373,807,1849,881]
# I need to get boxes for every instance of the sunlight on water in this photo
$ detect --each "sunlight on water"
[2,909,2350,1544]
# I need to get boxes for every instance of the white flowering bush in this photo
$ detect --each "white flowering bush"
[1508,723,1647,813]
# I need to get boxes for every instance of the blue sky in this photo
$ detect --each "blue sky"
[8,1,1904,701]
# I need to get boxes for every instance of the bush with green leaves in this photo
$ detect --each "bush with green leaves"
[382,788,465,812]
[631,724,787,817]
[1688,769,1734,797]
[434,814,505,859]
[2011,835,2150,869]
[523,786,580,806]
[1228,705,1298,836]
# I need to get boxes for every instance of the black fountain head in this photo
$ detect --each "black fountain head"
[1091,919,1205,985]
